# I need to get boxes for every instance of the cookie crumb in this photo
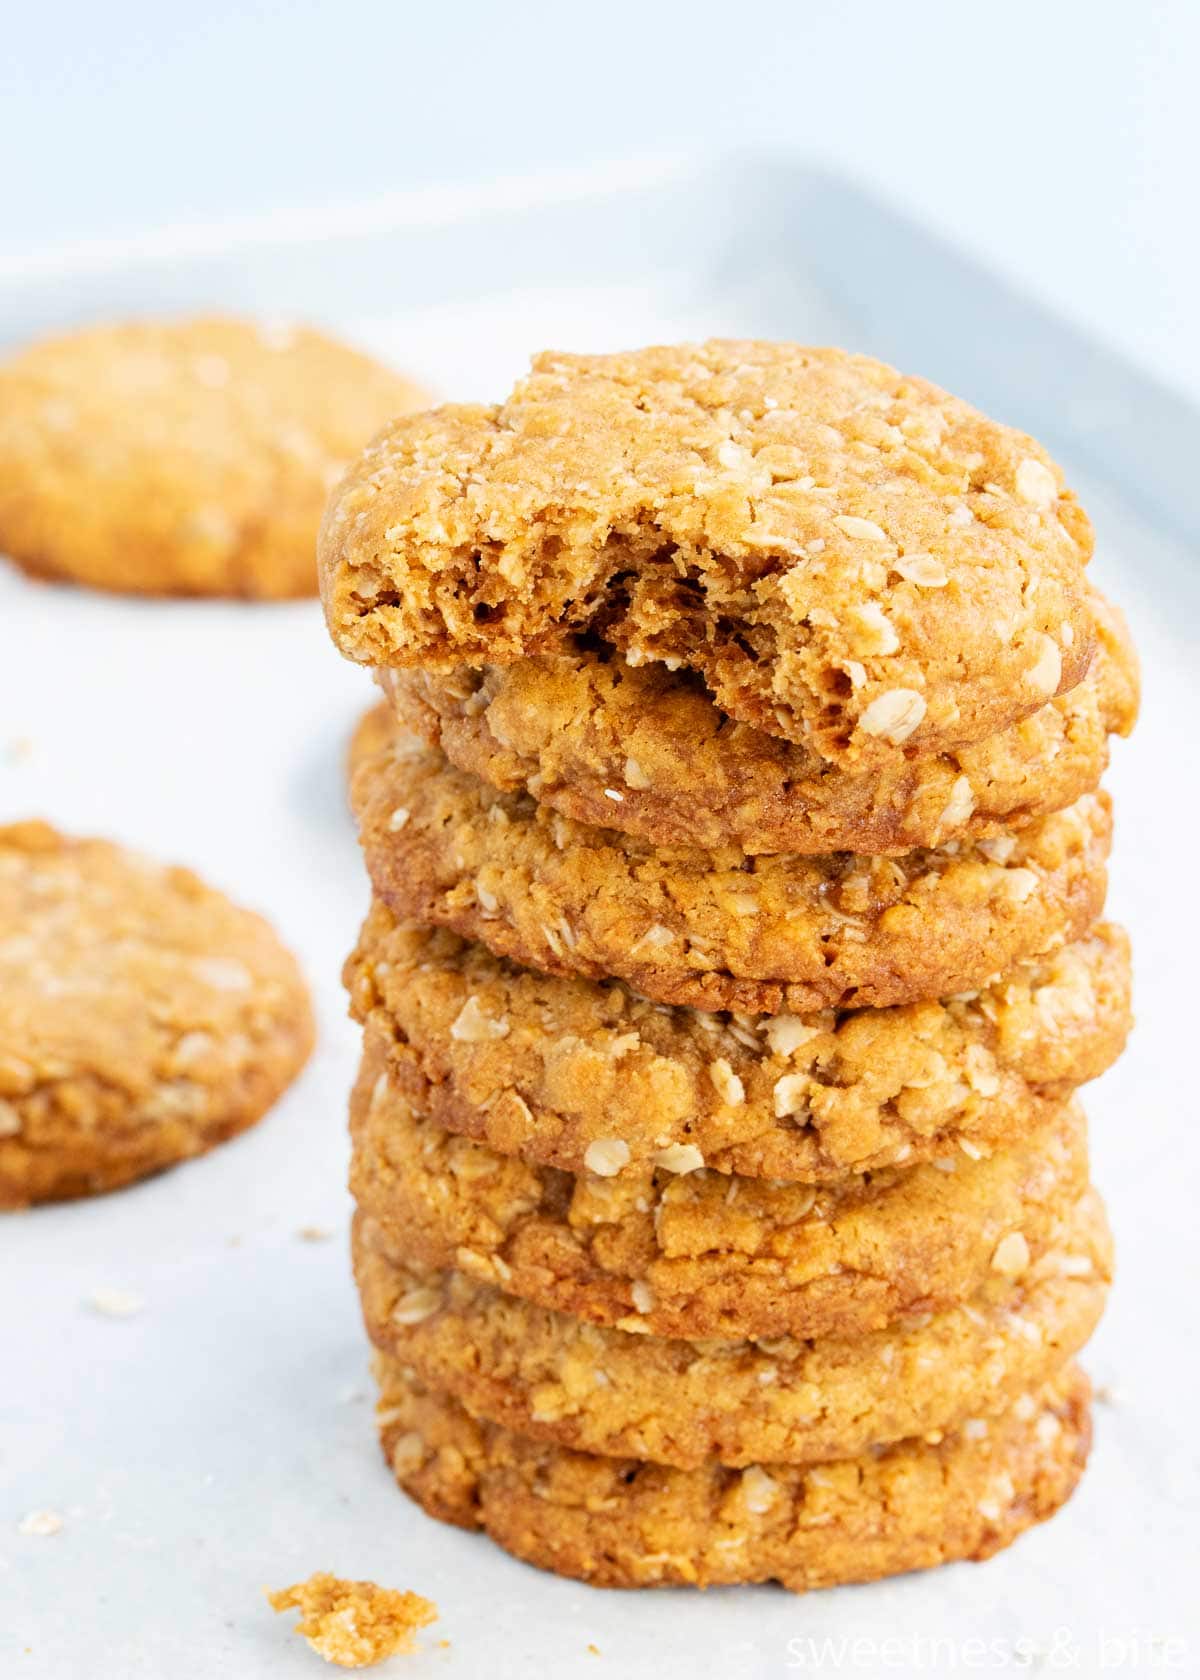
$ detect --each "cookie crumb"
[268,1573,436,1668]
[88,1287,145,1318]
[298,1225,333,1243]
[19,1510,64,1537]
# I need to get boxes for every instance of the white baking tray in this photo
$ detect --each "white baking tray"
[3,153,1197,1678]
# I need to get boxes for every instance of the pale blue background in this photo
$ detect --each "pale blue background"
[5,0,1200,399]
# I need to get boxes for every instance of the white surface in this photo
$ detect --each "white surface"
[3,272,1199,1676]
[6,1,1200,404]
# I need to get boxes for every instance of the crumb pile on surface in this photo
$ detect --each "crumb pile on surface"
[268,1572,436,1668]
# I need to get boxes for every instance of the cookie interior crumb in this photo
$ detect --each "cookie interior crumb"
[268,1572,436,1669]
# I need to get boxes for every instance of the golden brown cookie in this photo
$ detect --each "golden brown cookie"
[346,701,395,784]
[0,821,314,1207]
[374,1356,1092,1590]
[0,317,429,598]
[347,906,1130,1182]
[351,742,1111,1015]
[350,1063,1090,1341]
[378,590,1136,855]
[355,1188,1109,1469]
[320,341,1095,762]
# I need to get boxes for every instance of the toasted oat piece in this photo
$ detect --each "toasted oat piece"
[378,589,1137,855]
[354,1188,1109,1469]
[0,316,429,597]
[351,1066,1090,1342]
[351,740,1111,1016]
[346,904,1130,1182]
[373,1357,1092,1591]
[268,1572,436,1668]
[320,341,1094,761]
[0,821,313,1207]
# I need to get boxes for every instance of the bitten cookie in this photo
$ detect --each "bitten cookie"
[355,1188,1109,1468]
[321,341,1095,762]
[374,1357,1093,1591]
[347,906,1131,1182]
[0,317,429,598]
[351,1066,1090,1341]
[351,742,1112,1014]
[0,821,314,1206]
[378,589,1137,855]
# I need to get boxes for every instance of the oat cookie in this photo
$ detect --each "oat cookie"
[321,341,1094,761]
[0,317,429,598]
[374,1357,1092,1590]
[347,907,1130,1181]
[378,590,1136,854]
[0,822,314,1207]
[347,701,395,784]
[351,1066,1090,1340]
[352,743,1111,1014]
[355,1188,1108,1469]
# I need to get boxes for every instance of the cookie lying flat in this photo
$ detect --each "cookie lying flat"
[352,742,1111,1014]
[379,590,1136,855]
[355,1188,1109,1469]
[351,1067,1089,1341]
[320,340,1095,762]
[0,317,428,598]
[374,1356,1092,1591]
[347,906,1130,1182]
[0,822,313,1207]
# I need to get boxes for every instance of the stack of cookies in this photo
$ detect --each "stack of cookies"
[321,343,1138,1593]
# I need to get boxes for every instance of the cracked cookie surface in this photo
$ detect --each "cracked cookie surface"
[378,589,1136,855]
[374,1356,1092,1590]
[350,1064,1090,1341]
[0,821,313,1206]
[352,742,1111,1014]
[321,340,1094,760]
[0,316,428,597]
[347,906,1129,1182]
[356,1188,1108,1468]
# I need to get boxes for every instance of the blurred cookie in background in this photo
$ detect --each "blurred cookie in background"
[0,820,314,1207]
[0,316,429,598]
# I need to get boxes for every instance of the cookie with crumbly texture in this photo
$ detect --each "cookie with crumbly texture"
[0,822,313,1207]
[352,742,1111,1015]
[347,907,1129,1182]
[355,1189,1109,1469]
[374,1356,1092,1591]
[378,589,1136,855]
[351,1062,1090,1340]
[320,340,1095,762]
[268,1573,436,1668]
[0,317,429,598]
